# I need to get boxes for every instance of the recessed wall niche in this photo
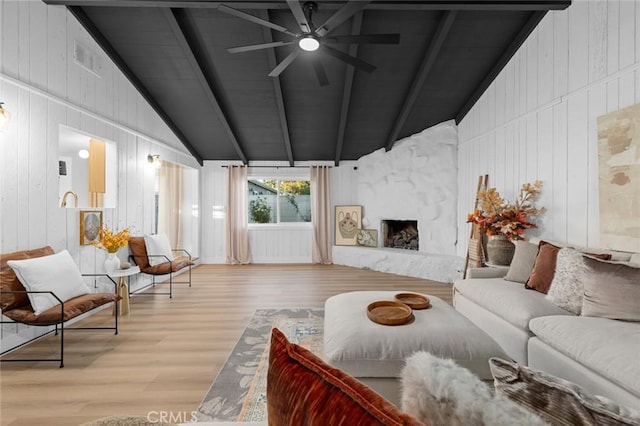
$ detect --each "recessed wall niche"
[58,126,117,208]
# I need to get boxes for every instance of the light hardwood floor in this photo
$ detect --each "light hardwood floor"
[0,264,453,426]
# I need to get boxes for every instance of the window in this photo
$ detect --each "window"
[248,179,311,224]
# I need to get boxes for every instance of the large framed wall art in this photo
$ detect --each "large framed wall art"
[596,103,640,253]
[335,205,362,246]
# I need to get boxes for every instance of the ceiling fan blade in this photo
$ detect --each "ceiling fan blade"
[269,49,301,77]
[228,41,295,54]
[315,0,372,37]
[287,0,312,33]
[310,55,329,87]
[324,34,400,45]
[218,4,298,37]
[322,45,376,73]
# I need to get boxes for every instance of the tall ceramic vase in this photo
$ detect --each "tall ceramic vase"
[104,252,120,273]
[486,235,515,266]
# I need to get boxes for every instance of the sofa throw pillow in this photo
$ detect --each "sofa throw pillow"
[267,328,423,426]
[581,257,640,321]
[490,357,640,426]
[504,240,539,283]
[525,240,561,293]
[144,234,174,267]
[401,352,547,426]
[7,249,91,315]
[545,248,588,314]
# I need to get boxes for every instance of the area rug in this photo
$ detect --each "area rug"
[196,308,324,422]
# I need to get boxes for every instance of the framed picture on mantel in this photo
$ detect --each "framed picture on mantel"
[357,229,378,247]
[335,205,362,246]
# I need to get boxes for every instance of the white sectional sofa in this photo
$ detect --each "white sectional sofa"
[453,243,640,410]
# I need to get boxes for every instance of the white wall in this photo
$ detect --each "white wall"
[0,1,200,352]
[457,0,640,257]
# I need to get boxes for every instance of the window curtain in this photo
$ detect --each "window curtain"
[226,165,251,264]
[310,166,332,264]
[158,161,183,249]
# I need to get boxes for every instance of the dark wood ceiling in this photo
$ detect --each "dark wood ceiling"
[45,1,570,166]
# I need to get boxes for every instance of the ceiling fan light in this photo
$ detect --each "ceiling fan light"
[299,36,319,52]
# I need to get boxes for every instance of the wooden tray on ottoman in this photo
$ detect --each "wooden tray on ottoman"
[395,293,430,310]
[367,301,413,325]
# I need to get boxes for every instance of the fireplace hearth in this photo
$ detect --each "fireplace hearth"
[381,220,419,250]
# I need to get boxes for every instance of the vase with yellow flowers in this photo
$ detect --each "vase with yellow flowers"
[467,181,546,265]
[93,227,130,273]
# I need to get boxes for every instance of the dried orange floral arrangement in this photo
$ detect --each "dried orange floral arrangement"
[93,227,130,253]
[467,181,546,241]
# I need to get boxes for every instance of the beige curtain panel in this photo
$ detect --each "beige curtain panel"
[310,166,332,264]
[226,165,251,264]
[158,161,184,249]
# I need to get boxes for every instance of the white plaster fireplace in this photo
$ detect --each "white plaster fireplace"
[333,120,464,283]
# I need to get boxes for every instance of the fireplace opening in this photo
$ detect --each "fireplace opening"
[381,220,419,250]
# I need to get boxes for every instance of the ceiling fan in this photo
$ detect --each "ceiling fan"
[218,0,400,86]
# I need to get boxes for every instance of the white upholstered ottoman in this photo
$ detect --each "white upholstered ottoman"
[323,291,508,405]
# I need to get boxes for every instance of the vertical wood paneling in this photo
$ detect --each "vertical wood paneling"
[18,1,30,82]
[554,8,569,98]
[552,102,569,243]
[29,1,47,88]
[587,83,607,247]
[0,1,201,351]
[0,83,19,252]
[518,47,528,115]
[1,0,18,76]
[525,115,538,182]
[47,6,67,98]
[504,62,515,124]
[526,33,538,110]
[457,0,640,256]
[589,0,608,83]
[607,0,620,74]
[17,88,30,244]
[495,72,506,126]
[619,72,636,107]
[536,109,554,237]
[538,15,554,105]
[28,94,48,249]
[619,0,636,69]
[568,1,589,92]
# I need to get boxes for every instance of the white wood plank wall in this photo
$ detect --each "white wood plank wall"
[0,1,200,351]
[457,0,640,257]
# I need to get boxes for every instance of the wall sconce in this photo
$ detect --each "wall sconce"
[0,102,11,132]
[78,149,90,159]
[147,154,161,168]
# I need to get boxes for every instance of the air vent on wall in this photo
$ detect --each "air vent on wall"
[74,41,102,78]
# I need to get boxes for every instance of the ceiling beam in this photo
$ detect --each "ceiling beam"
[46,1,571,11]
[384,10,457,151]
[260,10,294,166]
[334,11,362,166]
[67,6,204,165]
[163,9,248,164]
[455,10,547,123]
